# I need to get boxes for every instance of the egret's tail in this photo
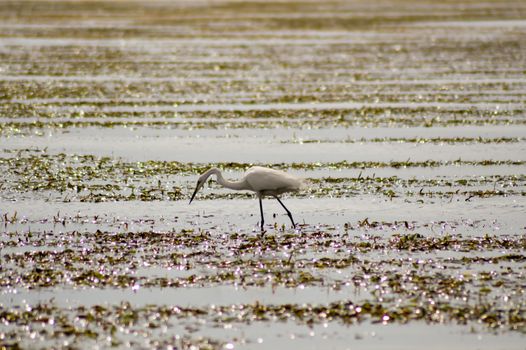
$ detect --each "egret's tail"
[298,177,311,191]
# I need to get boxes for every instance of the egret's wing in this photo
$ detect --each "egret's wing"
[244,166,304,192]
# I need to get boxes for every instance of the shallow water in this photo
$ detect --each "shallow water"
[1,0,525,349]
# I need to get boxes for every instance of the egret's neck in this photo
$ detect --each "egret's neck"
[206,168,248,191]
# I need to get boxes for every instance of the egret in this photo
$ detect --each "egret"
[189,166,304,231]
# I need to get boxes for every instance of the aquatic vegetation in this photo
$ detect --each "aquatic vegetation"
[284,137,524,145]
[0,152,524,202]
[1,108,526,137]
[1,225,525,350]
[1,0,525,348]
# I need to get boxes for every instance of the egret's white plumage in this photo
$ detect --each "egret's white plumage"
[243,166,304,195]
[189,166,304,230]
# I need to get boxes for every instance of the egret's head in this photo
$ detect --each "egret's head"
[189,168,220,204]
[189,177,206,204]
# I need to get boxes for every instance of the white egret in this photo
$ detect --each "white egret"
[189,166,304,230]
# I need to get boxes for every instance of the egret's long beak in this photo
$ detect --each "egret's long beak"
[189,184,200,204]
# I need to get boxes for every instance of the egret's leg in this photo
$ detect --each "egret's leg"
[259,197,265,231]
[275,197,296,228]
